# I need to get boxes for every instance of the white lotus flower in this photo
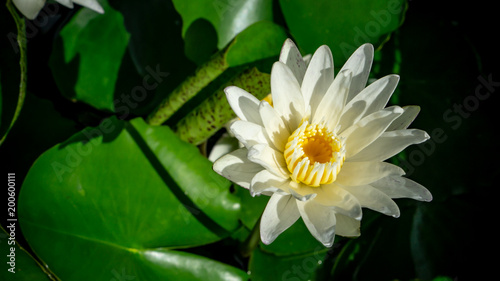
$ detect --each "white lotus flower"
[213,39,432,247]
[13,0,103,20]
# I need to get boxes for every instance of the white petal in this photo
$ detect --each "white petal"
[313,184,362,219]
[225,86,263,125]
[259,101,290,151]
[386,105,421,131]
[335,213,361,237]
[55,0,74,8]
[341,106,404,157]
[250,170,290,196]
[312,69,352,129]
[288,188,317,202]
[229,120,268,148]
[297,200,336,247]
[279,39,307,85]
[208,133,240,162]
[260,194,300,245]
[247,144,289,178]
[349,129,430,162]
[72,0,104,14]
[213,148,263,189]
[13,0,45,20]
[271,62,305,130]
[371,176,433,202]
[342,185,400,217]
[336,161,405,186]
[288,181,318,199]
[339,44,374,103]
[301,45,335,115]
[338,74,400,131]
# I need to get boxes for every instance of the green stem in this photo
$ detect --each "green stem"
[1,0,27,146]
[239,215,262,257]
[174,67,270,145]
[146,49,229,126]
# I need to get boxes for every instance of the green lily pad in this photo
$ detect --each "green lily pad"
[18,117,246,280]
[50,0,130,111]
[249,244,329,281]
[173,0,273,49]
[225,21,288,67]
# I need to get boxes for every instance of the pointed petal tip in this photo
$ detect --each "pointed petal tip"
[258,99,270,108]
[322,240,334,248]
[312,44,333,60]
[392,210,401,218]
[95,5,105,14]
[361,43,374,53]
[317,231,336,247]
[317,44,332,51]
[388,73,400,82]
[413,193,433,202]
[272,60,287,70]
[403,177,433,202]
[74,0,105,14]
[411,185,433,202]
[261,238,272,245]
[283,38,296,45]
[420,192,433,202]
[223,85,239,96]
[423,131,431,141]
[280,38,299,59]
[223,87,234,100]
[349,43,374,59]
[212,160,223,174]
[260,228,275,245]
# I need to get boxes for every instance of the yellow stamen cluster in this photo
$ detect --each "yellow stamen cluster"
[284,121,345,186]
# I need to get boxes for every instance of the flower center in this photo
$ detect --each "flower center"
[284,121,345,187]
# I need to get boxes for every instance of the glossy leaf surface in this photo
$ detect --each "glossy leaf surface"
[18,117,245,280]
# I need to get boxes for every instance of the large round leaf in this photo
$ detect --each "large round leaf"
[18,117,246,280]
